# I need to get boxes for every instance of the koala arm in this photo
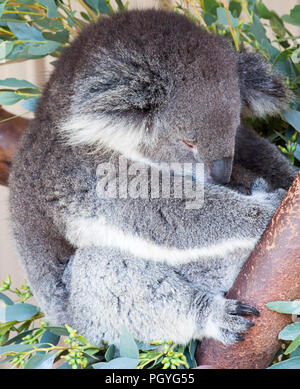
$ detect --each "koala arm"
[234,125,298,190]
[47,168,282,268]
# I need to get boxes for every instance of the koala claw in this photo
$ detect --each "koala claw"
[234,303,260,317]
[203,295,258,345]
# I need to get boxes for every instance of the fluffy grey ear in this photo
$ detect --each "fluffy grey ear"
[238,51,293,118]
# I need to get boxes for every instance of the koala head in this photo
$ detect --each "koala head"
[49,10,292,185]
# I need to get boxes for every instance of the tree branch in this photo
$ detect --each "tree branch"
[0,106,30,186]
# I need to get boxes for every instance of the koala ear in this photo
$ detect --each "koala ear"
[238,51,293,118]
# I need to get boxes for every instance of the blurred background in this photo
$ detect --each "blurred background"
[0,0,300,288]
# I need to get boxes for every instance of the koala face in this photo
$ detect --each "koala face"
[142,72,241,184]
[52,10,291,185]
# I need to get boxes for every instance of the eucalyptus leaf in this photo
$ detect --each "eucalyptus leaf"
[119,327,139,359]
[42,30,69,43]
[229,1,242,18]
[27,40,61,56]
[255,1,273,19]
[294,144,300,162]
[268,356,300,369]
[30,15,64,30]
[266,300,300,314]
[279,322,300,341]
[285,333,300,355]
[0,343,33,355]
[0,1,7,18]
[105,344,115,361]
[284,110,300,133]
[0,303,39,322]
[0,40,14,59]
[37,0,60,18]
[57,361,73,369]
[84,0,111,15]
[7,22,45,42]
[0,321,18,336]
[21,97,39,112]
[0,91,23,105]
[216,7,239,28]
[0,78,37,89]
[203,0,218,16]
[0,292,13,306]
[282,6,300,27]
[93,357,140,369]
[24,353,56,369]
[44,326,69,337]
[37,330,60,354]
[2,329,36,346]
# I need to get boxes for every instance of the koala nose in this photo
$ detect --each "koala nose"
[210,157,233,185]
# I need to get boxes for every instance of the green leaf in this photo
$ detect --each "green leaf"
[268,356,300,369]
[0,91,23,105]
[105,344,115,361]
[285,334,300,355]
[135,340,157,351]
[0,303,39,322]
[1,329,36,345]
[266,300,300,314]
[24,353,56,369]
[27,41,61,56]
[44,326,69,337]
[0,78,37,89]
[0,1,7,18]
[37,0,59,18]
[294,144,300,162]
[42,30,69,43]
[57,361,73,369]
[282,6,300,27]
[229,1,242,18]
[0,292,13,306]
[37,330,60,354]
[93,357,140,369]
[115,0,127,12]
[0,343,33,355]
[0,321,17,336]
[284,110,300,133]
[279,323,300,341]
[255,1,273,19]
[30,15,63,30]
[216,7,239,28]
[119,327,139,359]
[247,0,256,11]
[249,15,267,43]
[21,97,39,112]
[203,0,218,16]
[0,40,14,59]
[7,22,45,41]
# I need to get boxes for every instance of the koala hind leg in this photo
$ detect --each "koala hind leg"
[63,246,258,347]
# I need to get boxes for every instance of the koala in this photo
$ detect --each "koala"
[9,9,298,347]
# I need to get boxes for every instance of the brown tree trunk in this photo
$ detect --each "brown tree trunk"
[0,107,29,186]
[196,171,300,369]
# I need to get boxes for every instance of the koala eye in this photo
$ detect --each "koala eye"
[180,139,197,150]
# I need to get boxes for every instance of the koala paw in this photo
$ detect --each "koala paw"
[203,295,259,345]
[251,178,286,208]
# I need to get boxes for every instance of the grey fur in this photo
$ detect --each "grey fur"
[9,9,298,346]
